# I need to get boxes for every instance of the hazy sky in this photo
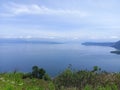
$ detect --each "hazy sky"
[0,0,120,41]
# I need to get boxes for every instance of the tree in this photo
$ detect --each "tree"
[32,66,46,79]
[38,68,46,79]
[23,65,48,80]
[32,66,39,78]
[92,66,101,73]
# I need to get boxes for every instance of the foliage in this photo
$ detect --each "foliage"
[1,66,120,90]
[32,66,46,79]
[54,66,119,90]
[0,72,54,90]
[23,66,47,80]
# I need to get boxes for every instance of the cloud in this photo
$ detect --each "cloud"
[1,2,89,17]
[0,1,120,41]
[110,36,119,39]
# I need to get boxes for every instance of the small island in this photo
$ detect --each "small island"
[110,50,120,55]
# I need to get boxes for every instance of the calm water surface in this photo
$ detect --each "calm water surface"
[0,43,119,76]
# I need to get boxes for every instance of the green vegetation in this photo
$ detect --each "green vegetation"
[0,66,53,90]
[22,66,50,80]
[1,66,120,90]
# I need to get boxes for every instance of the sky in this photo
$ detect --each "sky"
[0,0,120,41]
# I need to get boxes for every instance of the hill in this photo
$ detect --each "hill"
[82,42,115,47]
[0,38,62,44]
[112,40,120,50]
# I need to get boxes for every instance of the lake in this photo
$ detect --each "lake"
[0,43,120,76]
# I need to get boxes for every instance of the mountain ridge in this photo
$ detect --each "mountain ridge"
[82,40,120,50]
[0,38,63,44]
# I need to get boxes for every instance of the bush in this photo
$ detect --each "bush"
[22,66,50,81]
[53,66,120,90]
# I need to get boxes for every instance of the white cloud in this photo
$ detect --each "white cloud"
[0,1,120,41]
[1,2,89,17]
[110,36,119,39]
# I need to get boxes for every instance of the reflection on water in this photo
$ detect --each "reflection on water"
[0,43,120,76]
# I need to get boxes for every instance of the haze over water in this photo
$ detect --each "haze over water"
[0,43,119,76]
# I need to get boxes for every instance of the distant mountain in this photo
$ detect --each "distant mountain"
[82,40,120,50]
[110,41,120,55]
[0,38,62,44]
[82,42,115,47]
[112,40,120,50]
[82,41,120,55]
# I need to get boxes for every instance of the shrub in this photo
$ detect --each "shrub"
[22,66,50,81]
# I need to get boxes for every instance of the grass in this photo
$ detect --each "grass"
[0,66,120,90]
[0,73,55,90]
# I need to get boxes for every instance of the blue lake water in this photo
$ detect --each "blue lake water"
[0,43,120,76]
